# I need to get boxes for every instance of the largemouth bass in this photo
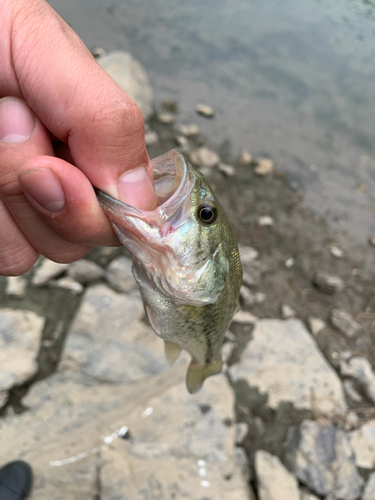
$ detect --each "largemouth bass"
[97,150,242,393]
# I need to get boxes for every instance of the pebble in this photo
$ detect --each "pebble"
[330,309,361,338]
[52,277,84,295]
[177,124,200,136]
[238,244,259,264]
[255,292,266,303]
[105,256,136,293]
[6,276,27,297]
[175,135,189,148]
[350,419,375,469]
[343,380,363,403]
[258,216,274,226]
[285,258,295,268]
[369,236,375,247]
[281,304,297,319]
[363,473,375,500]
[345,411,360,431]
[329,245,344,258]
[91,46,106,58]
[157,112,176,124]
[31,259,69,287]
[255,450,300,500]
[240,286,256,307]
[340,356,375,403]
[237,150,253,165]
[68,259,105,285]
[234,423,249,445]
[313,271,345,294]
[145,130,159,146]
[88,247,121,266]
[254,158,274,176]
[307,317,326,336]
[189,147,220,168]
[285,419,363,499]
[196,103,215,117]
[231,311,257,324]
[218,162,235,177]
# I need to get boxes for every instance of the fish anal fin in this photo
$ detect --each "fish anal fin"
[186,356,223,394]
[164,340,182,366]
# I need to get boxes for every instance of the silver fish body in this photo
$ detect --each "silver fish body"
[97,150,242,393]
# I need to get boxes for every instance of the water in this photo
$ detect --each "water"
[48,0,375,242]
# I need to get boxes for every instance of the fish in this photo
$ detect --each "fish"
[97,150,242,393]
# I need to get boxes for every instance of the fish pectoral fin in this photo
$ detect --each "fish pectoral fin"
[164,340,182,366]
[186,356,223,394]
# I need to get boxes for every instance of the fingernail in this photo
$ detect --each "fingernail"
[19,168,65,212]
[118,166,157,210]
[0,97,36,143]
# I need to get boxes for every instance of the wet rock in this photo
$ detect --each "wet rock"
[196,103,215,117]
[330,309,361,338]
[281,304,297,319]
[31,259,69,287]
[229,319,347,415]
[52,277,84,295]
[307,316,326,336]
[258,215,274,226]
[237,150,253,165]
[98,51,153,120]
[285,419,363,499]
[218,162,235,177]
[6,276,27,297]
[255,450,300,500]
[240,286,256,307]
[0,309,44,402]
[231,311,258,324]
[189,147,220,168]
[313,272,345,294]
[254,158,274,176]
[238,244,259,264]
[68,259,105,284]
[330,246,344,258]
[177,123,200,136]
[61,284,168,382]
[145,130,159,146]
[349,419,375,469]
[363,473,375,500]
[340,356,375,403]
[105,256,136,293]
[343,380,363,403]
[157,111,176,124]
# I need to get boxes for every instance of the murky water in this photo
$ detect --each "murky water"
[48,0,375,242]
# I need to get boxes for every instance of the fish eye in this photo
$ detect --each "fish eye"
[197,204,218,225]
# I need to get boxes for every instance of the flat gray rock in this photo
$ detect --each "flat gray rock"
[67,259,105,284]
[313,272,345,294]
[98,51,153,121]
[285,419,363,499]
[350,419,375,469]
[0,309,44,395]
[340,356,375,403]
[105,256,136,293]
[229,319,347,416]
[255,450,300,500]
[61,284,168,382]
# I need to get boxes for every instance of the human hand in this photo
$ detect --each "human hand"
[0,0,157,276]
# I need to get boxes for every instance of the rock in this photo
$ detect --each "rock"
[258,215,274,226]
[229,319,347,416]
[105,256,136,293]
[237,150,253,165]
[61,284,168,382]
[286,419,363,499]
[255,450,300,500]
[145,130,159,146]
[235,423,249,445]
[98,51,153,121]
[330,246,344,258]
[350,419,375,469]
[189,147,220,168]
[68,259,105,284]
[31,259,69,286]
[340,356,375,403]
[88,247,122,266]
[91,46,106,58]
[52,277,84,295]
[330,309,361,338]
[285,257,295,268]
[231,311,258,324]
[300,489,320,500]
[254,158,274,176]
[255,292,266,303]
[0,309,44,396]
[313,272,345,294]
[345,411,360,431]
[196,103,215,117]
[238,244,259,264]
[281,304,297,319]
[218,162,236,177]
[6,276,27,297]
[175,135,189,148]
[369,236,375,247]
[177,123,200,136]
[157,111,176,124]
[0,391,8,408]
[343,380,363,403]
[307,317,326,336]
[242,261,262,287]
[240,286,256,307]
[363,473,375,500]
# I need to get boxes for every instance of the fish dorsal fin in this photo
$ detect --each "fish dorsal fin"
[164,340,182,366]
[186,356,223,394]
